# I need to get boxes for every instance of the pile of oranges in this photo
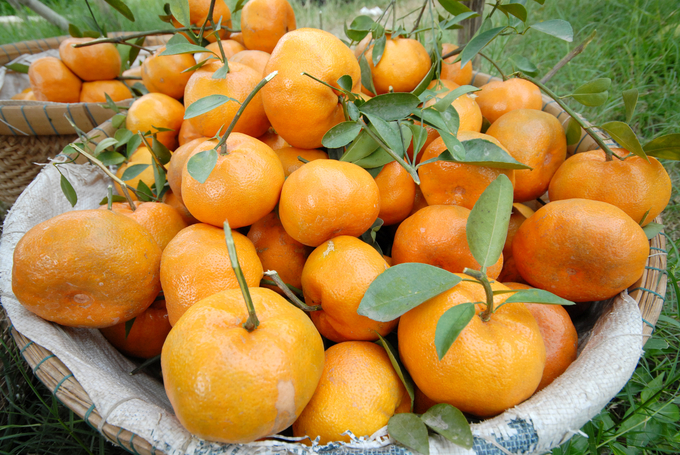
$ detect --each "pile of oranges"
[10,0,672,449]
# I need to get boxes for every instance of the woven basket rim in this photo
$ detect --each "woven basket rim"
[4,70,670,454]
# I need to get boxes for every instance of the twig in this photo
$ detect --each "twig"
[411,0,427,34]
[541,30,597,84]
[479,51,506,80]
[71,26,223,47]
[263,271,321,312]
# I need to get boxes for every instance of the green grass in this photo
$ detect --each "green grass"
[1,0,679,453]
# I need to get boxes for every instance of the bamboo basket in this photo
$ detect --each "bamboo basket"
[3,71,670,454]
[0,33,170,205]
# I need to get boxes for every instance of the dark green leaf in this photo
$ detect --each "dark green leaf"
[623,89,639,124]
[360,93,421,121]
[437,132,465,161]
[5,63,29,74]
[358,263,462,322]
[388,414,430,455]
[337,75,353,92]
[184,95,239,119]
[409,123,428,161]
[160,35,211,56]
[124,318,135,339]
[136,179,154,201]
[509,55,538,77]
[421,404,473,449]
[62,145,77,155]
[505,288,574,305]
[466,174,514,270]
[376,334,415,411]
[103,0,135,22]
[167,0,191,27]
[182,58,210,74]
[499,3,527,22]
[152,137,172,165]
[186,149,218,184]
[360,218,384,255]
[530,19,574,42]
[643,223,664,240]
[68,23,82,38]
[458,138,531,169]
[152,159,166,198]
[600,121,647,161]
[211,61,230,79]
[439,11,478,30]
[566,117,581,146]
[363,114,405,157]
[232,0,246,14]
[411,63,436,97]
[432,85,480,112]
[438,0,474,15]
[574,77,612,95]
[112,113,127,129]
[435,302,475,360]
[126,134,142,158]
[570,92,608,107]
[114,128,134,147]
[532,0,545,4]
[359,54,376,96]
[322,121,362,148]
[121,163,149,181]
[130,82,148,97]
[353,148,394,168]
[345,26,369,43]
[98,151,126,166]
[372,34,386,66]
[98,195,127,205]
[350,15,375,31]
[460,26,506,68]
[347,101,360,121]
[341,130,379,162]
[414,106,458,136]
[59,173,77,207]
[94,138,119,156]
[644,134,680,160]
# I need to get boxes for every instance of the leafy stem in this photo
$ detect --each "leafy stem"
[262,271,322,312]
[197,0,217,44]
[357,118,420,184]
[514,73,618,161]
[463,268,494,322]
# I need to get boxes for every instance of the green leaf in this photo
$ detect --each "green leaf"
[347,101,360,121]
[466,174,514,270]
[363,114,405,157]
[415,106,459,136]
[388,414,430,455]
[359,54,377,96]
[532,0,545,4]
[136,179,154,201]
[644,134,680,160]
[160,34,211,56]
[232,0,246,14]
[623,89,639,124]
[152,159,166,198]
[409,123,428,161]
[212,62,230,79]
[499,3,527,22]
[124,318,135,338]
[566,117,582,146]
[322,122,362,148]
[121,163,149,181]
[360,217,384,255]
[360,93,421,121]
[112,113,127,129]
[168,0,191,27]
[98,195,127,205]
[457,138,531,169]
[186,149,218,184]
[460,26,506,68]
[421,404,473,449]
[435,302,475,360]
[372,34,387,66]
[509,55,538,77]
[5,63,29,74]
[600,121,647,161]
[152,137,172,165]
[376,333,415,411]
[126,134,142,158]
[345,25,369,42]
[93,138,119,156]
[68,23,82,38]
[337,75,353,92]
[641,373,665,403]
[411,63,436,97]
[184,95,239,119]
[358,263,462,322]
[98,151,126,166]
[530,19,574,42]
[349,15,375,31]
[432,85,480,112]
[439,12,477,30]
[114,128,134,147]
[59,173,77,207]
[340,130,379,162]
[568,78,611,107]
[643,222,664,240]
[438,0,474,15]
[505,288,574,305]
[103,0,135,22]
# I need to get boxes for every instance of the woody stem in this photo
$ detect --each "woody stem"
[463,268,494,322]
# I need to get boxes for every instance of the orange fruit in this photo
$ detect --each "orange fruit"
[498,203,534,282]
[247,211,312,292]
[163,190,199,225]
[414,387,439,415]
[11,88,35,100]
[293,341,409,444]
[115,146,159,201]
[126,93,185,150]
[418,131,516,209]
[167,137,209,201]
[178,120,203,146]
[398,277,545,417]
[364,37,431,94]
[301,236,396,342]
[258,129,288,150]
[409,184,429,216]
[172,0,232,43]
[392,204,504,279]
[374,160,416,225]
[425,79,482,133]
[274,146,328,177]
[513,199,650,302]
[279,160,380,247]
[162,287,324,443]
[549,148,671,226]
[12,210,161,328]
[181,134,285,228]
[486,109,567,202]
[141,46,196,99]
[475,78,542,123]
[100,299,171,359]
[440,43,472,86]
[59,37,120,81]
[101,202,188,251]
[196,39,245,62]
[79,80,132,103]
[230,50,271,76]
[504,282,578,391]
[28,57,82,103]
[230,31,245,47]
[241,0,296,53]
[161,223,263,325]
[184,61,270,138]
[262,28,361,149]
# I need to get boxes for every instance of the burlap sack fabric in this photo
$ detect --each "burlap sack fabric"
[0,72,668,454]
